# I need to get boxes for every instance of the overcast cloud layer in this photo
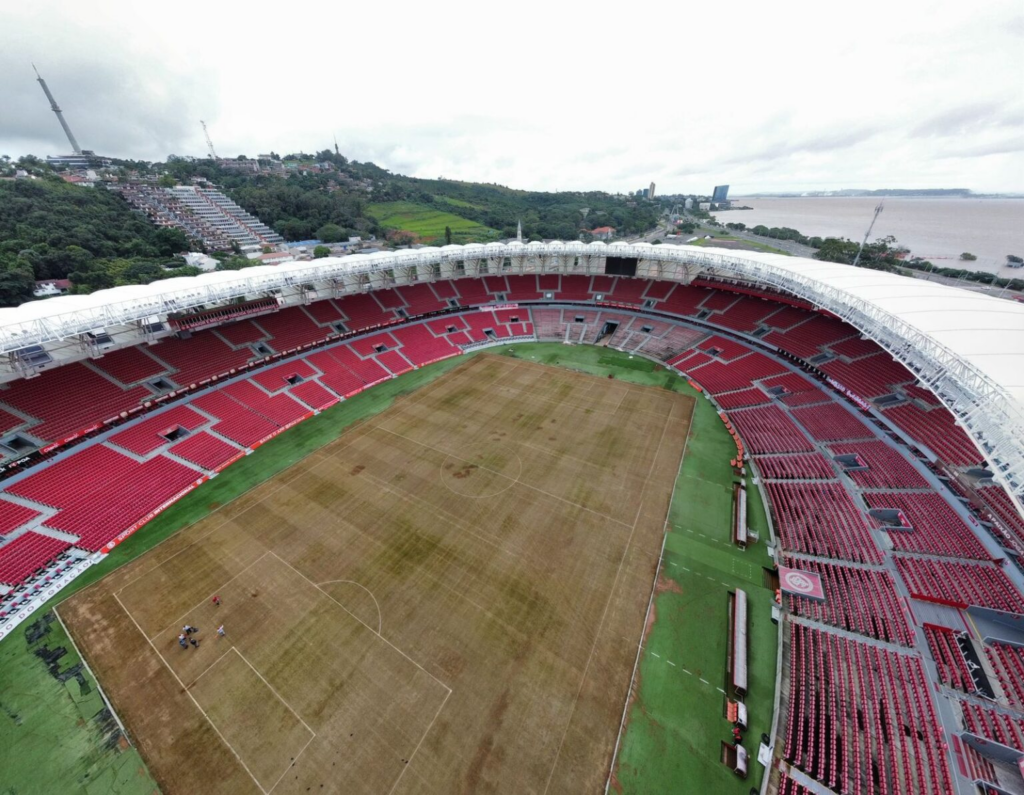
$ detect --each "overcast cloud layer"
[3,0,1023,194]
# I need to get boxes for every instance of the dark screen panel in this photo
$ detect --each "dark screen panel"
[605,256,638,277]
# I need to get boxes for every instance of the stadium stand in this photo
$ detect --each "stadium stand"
[790,403,874,442]
[221,380,308,427]
[169,432,242,472]
[784,622,952,794]
[882,403,981,465]
[108,405,207,455]
[894,557,1024,613]
[828,440,929,489]
[0,363,150,444]
[755,453,835,480]
[780,556,914,645]
[0,499,41,537]
[191,392,281,447]
[287,380,339,411]
[686,353,788,394]
[924,624,979,693]
[0,531,70,586]
[960,702,1024,753]
[777,771,814,795]
[216,319,268,346]
[766,482,882,563]
[864,492,990,560]
[152,332,254,387]
[89,346,169,385]
[728,406,815,454]
[984,641,1024,709]
[250,360,318,393]
[335,292,396,330]
[714,388,772,410]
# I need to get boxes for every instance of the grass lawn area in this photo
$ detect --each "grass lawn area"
[433,195,480,209]
[498,344,778,792]
[365,201,499,243]
[0,343,779,794]
[690,234,791,256]
[0,355,470,795]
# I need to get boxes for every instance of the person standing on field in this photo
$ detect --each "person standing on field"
[217,625,226,638]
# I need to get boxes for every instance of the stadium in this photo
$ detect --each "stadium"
[1,240,1024,795]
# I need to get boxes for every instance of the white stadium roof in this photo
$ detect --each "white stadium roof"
[1,241,1023,499]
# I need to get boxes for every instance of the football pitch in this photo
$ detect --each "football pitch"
[58,354,693,794]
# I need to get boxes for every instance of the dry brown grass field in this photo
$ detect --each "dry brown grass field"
[59,354,693,794]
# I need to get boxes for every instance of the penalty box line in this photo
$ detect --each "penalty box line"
[138,550,274,643]
[115,591,317,795]
[112,590,270,795]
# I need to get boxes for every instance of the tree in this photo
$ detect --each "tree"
[960,252,977,261]
[154,227,189,256]
[444,226,452,245]
[313,245,330,259]
[315,223,347,243]
[157,174,176,188]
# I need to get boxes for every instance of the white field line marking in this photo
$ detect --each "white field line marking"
[716,687,726,694]
[143,551,272,642]
[112,592,267,795]
[316,579,384,635]
[271,552,451,694]
[699,678,710,685]
[186,646,236,688]
[375,425,634,529]
[110,424,372,597]
[651,652,660,658]
[548,399,679,795]
[386,687,452,795]
[233,647,316,736]
[667,660,676,667]
[602,393,695,795]
[231,647,318,795]
[267,732,316,795]
[438,449,523,500]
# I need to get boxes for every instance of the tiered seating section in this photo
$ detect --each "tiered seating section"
[784,622,951,794]
[984,642,1024,709]
[766,482,882,563]
[828,440,929,489]
[923,624,979,693]
[780,557,914,645]
[728,407,814,454]
[864,492,990,560]
[755,453,835,480]
[960,702,1024,753]
[894,557,1024,613]
[0,531,70,586]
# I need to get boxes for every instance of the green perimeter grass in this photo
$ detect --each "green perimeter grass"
[0,354,469,795]
[499,344,778,793]
[689,234,791,256]
[365,201,499,243]
[1,344,779,795]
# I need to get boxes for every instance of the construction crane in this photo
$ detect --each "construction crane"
[200,120,218,160]
[852,200,884,269]
[33,64,82,155]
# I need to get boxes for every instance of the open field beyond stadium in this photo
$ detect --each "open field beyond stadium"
[58,354,693,794]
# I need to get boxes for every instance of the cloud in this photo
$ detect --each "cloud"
[1,0,1022,194]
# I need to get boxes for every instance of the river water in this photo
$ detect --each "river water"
[721,197,1023,275]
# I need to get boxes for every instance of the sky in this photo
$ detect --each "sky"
[3,0,1023,195]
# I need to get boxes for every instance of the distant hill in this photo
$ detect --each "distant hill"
[0,151,661,305]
